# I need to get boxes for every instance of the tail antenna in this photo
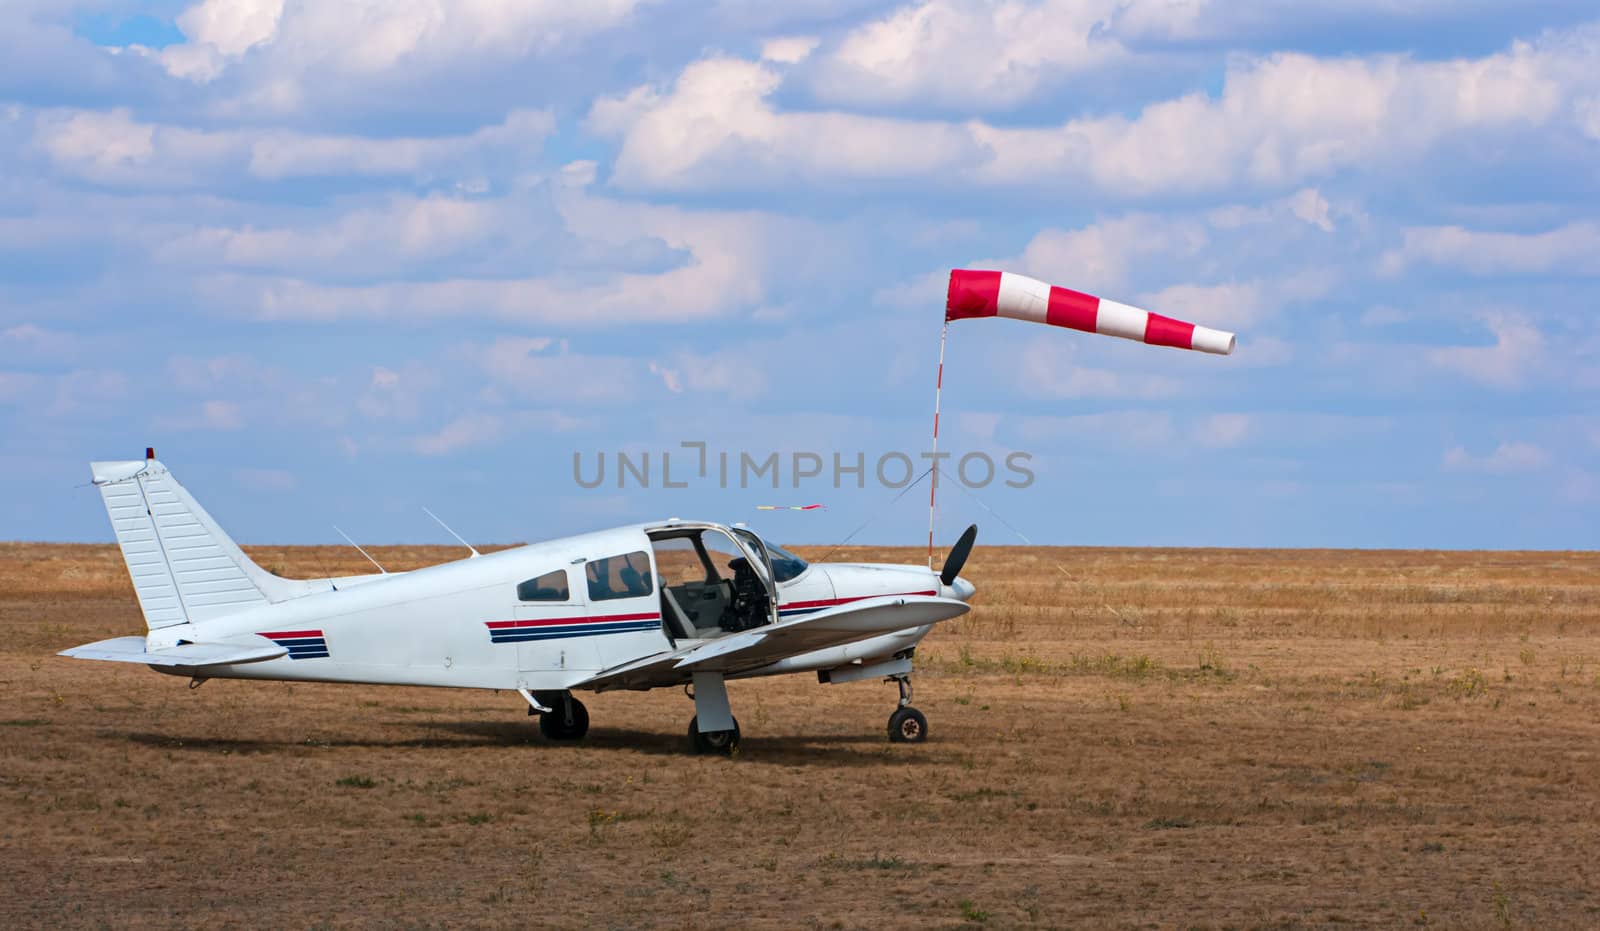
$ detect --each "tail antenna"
[423,507,481,558]
[333,526,388,575]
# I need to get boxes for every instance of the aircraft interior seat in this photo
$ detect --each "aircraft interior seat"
[660,587,696,640]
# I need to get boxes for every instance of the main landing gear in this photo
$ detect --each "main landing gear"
[685,671,741,755]
[533,691,589,741]
[887,675,927,743]
[688,715,741,754]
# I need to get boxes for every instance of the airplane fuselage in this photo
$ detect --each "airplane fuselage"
[141,523,962,692]
[63,456,978,751]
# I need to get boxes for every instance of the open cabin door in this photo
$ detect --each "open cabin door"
[730,527,779,622]
[649,524,777,642]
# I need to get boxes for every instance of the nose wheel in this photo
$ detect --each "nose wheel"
[887,675,927,743]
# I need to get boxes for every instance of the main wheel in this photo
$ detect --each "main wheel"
[888,706,928,743]
[688,715,740,755]
[539,697,589,741]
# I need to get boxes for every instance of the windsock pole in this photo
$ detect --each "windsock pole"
[927,319,948,569]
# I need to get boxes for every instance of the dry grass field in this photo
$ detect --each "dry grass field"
[2,541,1598,928]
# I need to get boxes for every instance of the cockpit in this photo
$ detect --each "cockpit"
[733,531,809,582]
[647,525,802,643]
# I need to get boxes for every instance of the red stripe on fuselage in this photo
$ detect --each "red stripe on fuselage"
[780,590,938,612]
[485,611,660,631]
[259,629,324,639]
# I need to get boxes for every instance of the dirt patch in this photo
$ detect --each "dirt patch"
[2,544,1598,928]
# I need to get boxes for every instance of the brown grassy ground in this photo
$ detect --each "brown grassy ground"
[2,542,1598,929]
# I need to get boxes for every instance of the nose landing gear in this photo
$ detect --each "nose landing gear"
[887,675,927,743]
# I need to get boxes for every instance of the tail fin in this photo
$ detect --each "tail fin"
[91,452,314,630]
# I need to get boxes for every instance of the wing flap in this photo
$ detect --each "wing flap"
[574,595,968,691]
[59,636,288,667]
[570,643,695,691]
[677,594,968,674]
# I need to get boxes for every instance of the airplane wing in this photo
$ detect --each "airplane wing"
[59,635,289,667]
[576,594,968,691]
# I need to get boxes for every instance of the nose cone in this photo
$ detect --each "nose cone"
[949,575,975,602]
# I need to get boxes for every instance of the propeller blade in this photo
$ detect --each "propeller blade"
[940,523,978,587]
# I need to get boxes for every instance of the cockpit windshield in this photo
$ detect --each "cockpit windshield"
[765,542,809,582]
[733,528,809,583]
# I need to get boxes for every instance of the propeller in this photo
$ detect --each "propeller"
[939,523,978,587]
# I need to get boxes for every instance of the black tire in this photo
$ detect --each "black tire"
[688,715,740,755]
[538,696,589,741]
[888,706,928,743]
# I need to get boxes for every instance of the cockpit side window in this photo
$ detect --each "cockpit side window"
[516,569,570,602]
[587,551,654,601]
[653,536,714,586]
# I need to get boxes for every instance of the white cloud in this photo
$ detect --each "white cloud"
[1138,268,1333,330]
[1286,188,1334,232]
[356,364,440,421]
[413,412,503,456]
[168,354,275,393]
[1137,282,1264,331]
[212,175,806,326]
[648,360,683,393]
[1426,314,1545,389]
[810,0,1128,109]
[1192,413,1253,448]
[589,57,984,191]
[161,0,646,93]
[1000,214,1208,294]
[1578,95,1600,141]
[1207,187,1349,232]
[1442,441,1550,474]
[157,399,245,431]
[162,193,502,274]
[32,107,554,186]
[590,28,1598,196]
[872,268,950,310]
[1014,340,1183,400]
[807,1,1545,113]
[475,338,644,406]
[1235,335,1294,366]
[761,35,819,64]
[1382,221,1600,276]
[0,324,77,359]
[974,44,1569,194]
[162,0,285,81]
[657,348,770,395]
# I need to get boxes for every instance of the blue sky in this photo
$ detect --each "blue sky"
[2,0,1597,550]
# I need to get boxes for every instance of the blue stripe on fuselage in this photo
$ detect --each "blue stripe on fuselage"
[488,621,659,644]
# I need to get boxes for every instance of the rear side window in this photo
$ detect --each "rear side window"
[517,569,570,602]
[586,551,654,601]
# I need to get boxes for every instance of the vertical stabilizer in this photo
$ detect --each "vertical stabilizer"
[91,454,311,630]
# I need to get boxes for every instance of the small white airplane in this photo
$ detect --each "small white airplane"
[61,452,978,753]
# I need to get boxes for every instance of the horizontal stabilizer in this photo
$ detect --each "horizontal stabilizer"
[59,636,288,667]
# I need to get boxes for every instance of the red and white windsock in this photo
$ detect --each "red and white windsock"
[945,269,1236,355]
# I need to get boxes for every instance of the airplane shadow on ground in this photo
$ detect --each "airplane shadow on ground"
[116,721,938,767]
